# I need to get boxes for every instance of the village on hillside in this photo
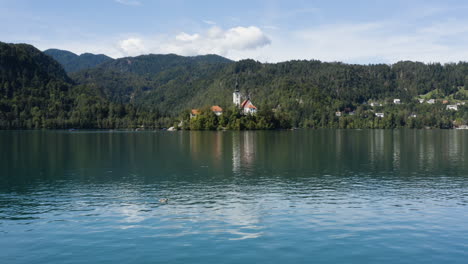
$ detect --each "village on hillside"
[335,98,466,119]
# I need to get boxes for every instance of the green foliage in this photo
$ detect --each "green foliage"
[186,107,285,130]
[44,49,113,73]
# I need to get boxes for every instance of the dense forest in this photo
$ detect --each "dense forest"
[0,42,167,129]
[1,41,467,130]
[44,49,113,73]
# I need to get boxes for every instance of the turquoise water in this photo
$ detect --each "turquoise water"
[0,130,467,263]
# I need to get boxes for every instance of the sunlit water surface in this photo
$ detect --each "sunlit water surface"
[0,130,467,263]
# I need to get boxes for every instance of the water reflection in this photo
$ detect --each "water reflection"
[231,132,257,175]
[1,130,467,188]
[1,130,468,263]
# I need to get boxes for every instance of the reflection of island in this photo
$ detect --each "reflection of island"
[232,132,256,174]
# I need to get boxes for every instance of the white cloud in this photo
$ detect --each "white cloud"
[25,10,468,65]
[251,19,468,64]
[163,26,271,56]
[203,20,216,25]
[119,37,146,56]
[115,0,141,6]
[115,26,271,58]
[175,32,200,42]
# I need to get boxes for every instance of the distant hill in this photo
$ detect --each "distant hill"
[44,48,113,73]
[94,53,232,75]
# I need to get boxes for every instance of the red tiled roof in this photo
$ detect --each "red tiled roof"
[240,100,248,108]
[191,109,200,115]
[241,100,256,109]
[211,105,223,112]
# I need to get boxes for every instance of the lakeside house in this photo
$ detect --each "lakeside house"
[393,99,401,104]
[442,100,449,104]
[427,99,435,104]
[190,109,201,118]
[211,105,223,116]
[191,106,224,118]
[446,105,458,111]
[418,99,425,103]
[335,111,342,117]
[375,113,384,118]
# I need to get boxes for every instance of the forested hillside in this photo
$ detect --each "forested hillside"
[71,56,468,128]
[1,42,468,129]
[0,42,166,129]
[71,53,232,105]
[44,49,113,73]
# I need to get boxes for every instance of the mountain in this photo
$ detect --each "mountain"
[0,42,73,128]
[91,53,232,75]
[44,48,113,73]
[0,42,72,101]
[70,53,234,110]
[0,42,164,129]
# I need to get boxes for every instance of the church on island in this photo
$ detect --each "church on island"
[191,82,258,118]
[233,83,258,115]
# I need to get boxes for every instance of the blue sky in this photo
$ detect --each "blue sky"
[2,0,468,63]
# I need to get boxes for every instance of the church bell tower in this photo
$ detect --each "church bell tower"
[233,80,241,106]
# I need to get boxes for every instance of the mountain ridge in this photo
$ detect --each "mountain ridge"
[44,48,114,73]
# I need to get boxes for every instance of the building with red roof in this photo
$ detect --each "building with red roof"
[190,109,201,119]
[211,105,223,116]
[240,99,257,115]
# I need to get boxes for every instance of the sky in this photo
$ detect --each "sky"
[2,0,468,64]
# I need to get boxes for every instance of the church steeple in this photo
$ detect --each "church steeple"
[233,78,241,106]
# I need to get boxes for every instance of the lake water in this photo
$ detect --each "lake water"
[0,130,467,263]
